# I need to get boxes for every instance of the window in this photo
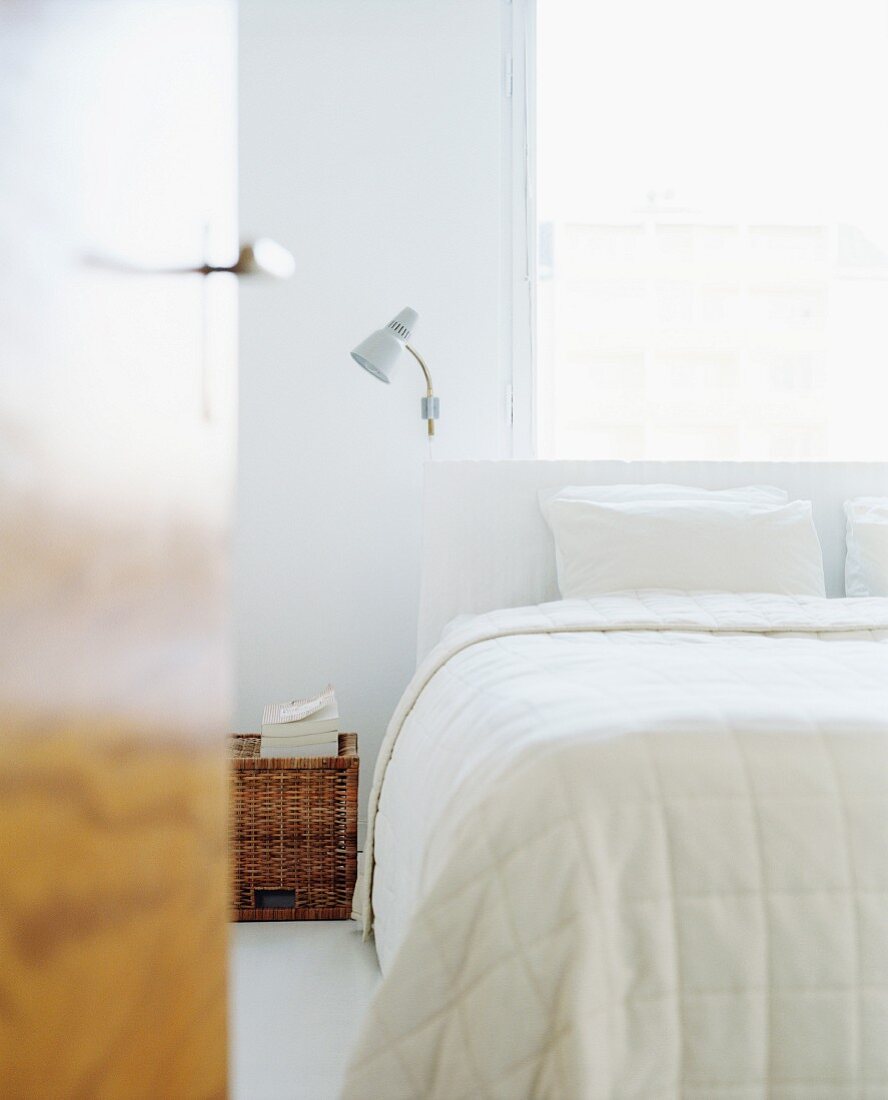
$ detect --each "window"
[533,0,888,459]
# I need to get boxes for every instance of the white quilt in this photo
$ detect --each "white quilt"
[344,593,888,1100]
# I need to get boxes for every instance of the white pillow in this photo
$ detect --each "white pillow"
[539,483,789,510]
[543,498,826,598]
[540,485,794,594]
[845,498,888,597]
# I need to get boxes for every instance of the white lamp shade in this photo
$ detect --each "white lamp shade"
[351,307,419,383]
[351,329,399,382]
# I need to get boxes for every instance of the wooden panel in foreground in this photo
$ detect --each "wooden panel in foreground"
[0,719,227,1098]
[0,2,236,1095]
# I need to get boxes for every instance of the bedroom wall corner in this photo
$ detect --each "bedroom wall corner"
[235,0,509,817]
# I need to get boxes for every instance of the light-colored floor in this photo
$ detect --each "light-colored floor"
[230,921,380,1100]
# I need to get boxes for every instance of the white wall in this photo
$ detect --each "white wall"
[236,0,509,816]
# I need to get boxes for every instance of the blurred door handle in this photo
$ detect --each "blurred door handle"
[82,238,295,279]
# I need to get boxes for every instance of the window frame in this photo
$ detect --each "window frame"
[505,0,536,459]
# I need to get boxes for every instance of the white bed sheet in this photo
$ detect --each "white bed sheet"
[345,592,888,1100]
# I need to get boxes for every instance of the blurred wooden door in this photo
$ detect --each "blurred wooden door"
[0,2,236,1096]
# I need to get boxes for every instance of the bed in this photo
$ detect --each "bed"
[343,461,888,1100]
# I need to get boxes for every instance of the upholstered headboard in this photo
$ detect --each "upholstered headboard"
[416,460,888,660]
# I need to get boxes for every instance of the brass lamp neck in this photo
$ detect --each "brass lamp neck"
[405,344,438,437]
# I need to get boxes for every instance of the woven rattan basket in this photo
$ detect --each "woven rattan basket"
[229,732,358,921]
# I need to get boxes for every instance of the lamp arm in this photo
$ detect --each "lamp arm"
[405,344,438,437]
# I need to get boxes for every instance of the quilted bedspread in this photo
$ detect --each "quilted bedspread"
[343,593,888,1099]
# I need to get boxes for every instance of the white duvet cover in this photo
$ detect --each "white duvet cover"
[344,593,888,1100]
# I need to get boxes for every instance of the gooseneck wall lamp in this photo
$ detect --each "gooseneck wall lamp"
[351,308,439,437]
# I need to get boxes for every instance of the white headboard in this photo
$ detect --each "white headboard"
[417,460,888,660]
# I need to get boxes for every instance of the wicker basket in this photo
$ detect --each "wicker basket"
[229,732,358,921]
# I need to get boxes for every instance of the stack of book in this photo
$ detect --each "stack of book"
[260,685,340,759]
